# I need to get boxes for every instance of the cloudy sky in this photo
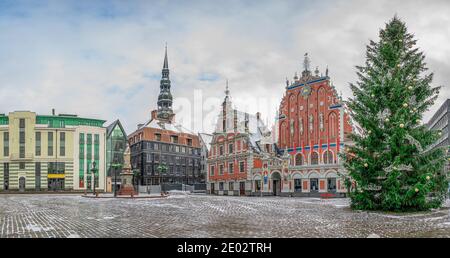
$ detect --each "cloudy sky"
[0,0,449,134]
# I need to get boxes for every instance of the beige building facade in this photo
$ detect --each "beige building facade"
[0,111,106,192]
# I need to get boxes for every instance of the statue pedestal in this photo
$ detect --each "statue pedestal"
[118,170,138,196]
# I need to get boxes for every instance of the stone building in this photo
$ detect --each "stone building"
[128,47,202,187]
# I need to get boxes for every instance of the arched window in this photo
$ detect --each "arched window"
[323,150,334,164]
[329,112,337,137]
[310,152,319,165]
[295,153,304,166]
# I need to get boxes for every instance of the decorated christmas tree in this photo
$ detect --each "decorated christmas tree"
[343,16,448,211]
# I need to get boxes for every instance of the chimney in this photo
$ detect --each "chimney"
[256,112,261,120]
[52,108,55,116]
[151,110,158,120]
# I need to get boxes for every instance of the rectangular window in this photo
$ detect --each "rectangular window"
[87,134,92,160]
[19,118,25,128]
[35,162,41,191]
[170,135,178,144]
[229,182,234,191]
[210,165,215,176]
[60,132,65,156]
[19,162,25,170]
[19,119,25,158]
[219,182,224,191]
[219,145,224,156]
[79,133,85,144]
[48,132,53,156]
[35,132,41,156]
[94,134,99,160]
[228,143,233,154]
[3,163,9,190]
[48,162,65,174]
[239,161,245,173]
[155,133,161,141]
[228,163,234,174]
[79,133,85,188]
[219,164,224,175]
[187,138,192,146]
[3,132,9,157]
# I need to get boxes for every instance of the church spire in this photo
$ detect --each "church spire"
[163,42,168,69]
[157,44,174,121]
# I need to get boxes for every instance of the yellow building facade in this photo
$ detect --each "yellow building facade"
[0,111,106,192]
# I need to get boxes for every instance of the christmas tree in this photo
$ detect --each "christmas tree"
[343,16,448,212]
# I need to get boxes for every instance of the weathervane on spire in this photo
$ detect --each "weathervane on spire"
[225,79,230,96]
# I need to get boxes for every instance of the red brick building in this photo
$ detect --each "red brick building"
[275,54,353,196]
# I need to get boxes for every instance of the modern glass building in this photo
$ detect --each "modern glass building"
[105,120,127,193]
[0,111,107,192]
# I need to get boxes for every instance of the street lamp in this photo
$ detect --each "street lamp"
[91,161,97,196]
[157,163,168,194]
[111,158,123,197]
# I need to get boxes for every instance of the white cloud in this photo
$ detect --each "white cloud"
[0,0,448,135]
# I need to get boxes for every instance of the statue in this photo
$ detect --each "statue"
[118,145,138,196]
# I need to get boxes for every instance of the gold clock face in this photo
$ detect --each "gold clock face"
[301,85,311,96]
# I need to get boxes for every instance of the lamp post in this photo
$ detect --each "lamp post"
[111,158,123,197]
[157,163,167,194]
[91,161,97,196]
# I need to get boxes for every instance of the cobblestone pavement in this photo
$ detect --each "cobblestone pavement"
[0,193,449,238]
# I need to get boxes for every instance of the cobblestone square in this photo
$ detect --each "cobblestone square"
[0,193,449,238]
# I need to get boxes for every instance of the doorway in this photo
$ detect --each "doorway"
[210,183,215,194]
[239,182,245,196]
[48,179,65,191]
[310,178,319,192]
[271,172,281,196]
[19,177,25,192]
[327,178,336,193]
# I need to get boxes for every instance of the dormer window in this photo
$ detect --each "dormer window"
[155,133,162,141]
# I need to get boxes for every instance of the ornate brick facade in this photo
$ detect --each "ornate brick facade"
[274,54,353,196]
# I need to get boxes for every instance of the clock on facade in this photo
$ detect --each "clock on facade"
[301,85,312,96]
